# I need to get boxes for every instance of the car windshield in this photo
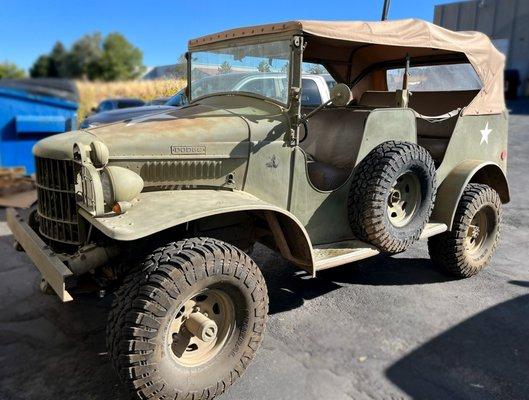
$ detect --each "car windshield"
[190,40,291,104]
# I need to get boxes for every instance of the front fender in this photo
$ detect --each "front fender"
[431,160,509,229]
[79,189,314,265]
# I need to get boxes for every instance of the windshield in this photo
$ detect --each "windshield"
[190,40,291,104]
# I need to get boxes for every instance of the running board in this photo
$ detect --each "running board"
[313,222,448,272]
[419,222,448,239]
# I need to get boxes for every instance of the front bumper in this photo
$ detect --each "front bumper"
[7,208,74,302]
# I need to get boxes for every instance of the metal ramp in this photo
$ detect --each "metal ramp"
[313,222,448,271]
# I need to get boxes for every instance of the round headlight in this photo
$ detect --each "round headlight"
[90,141,109,168]
[100,166,144,206]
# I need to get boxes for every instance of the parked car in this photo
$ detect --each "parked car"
[190,72,334,104]
[8,19,509,400]
[80,90,186,128]
[91,98,145,114]
[80,75,334,128]
[146,97,170,105]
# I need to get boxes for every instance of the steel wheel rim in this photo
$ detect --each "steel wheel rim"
[465,205,492,257]
[167,288,235,367]
[387,171,422,227]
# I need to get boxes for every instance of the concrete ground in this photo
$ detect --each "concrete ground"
[1,101,529,400]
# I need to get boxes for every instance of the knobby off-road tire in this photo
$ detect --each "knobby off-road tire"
[107,237,268,400]
[428,184,502,278]
[348,141,437,253]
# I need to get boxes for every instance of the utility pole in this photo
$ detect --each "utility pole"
[381,0,391,21]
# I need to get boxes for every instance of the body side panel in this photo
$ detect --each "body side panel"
[290,108,417,244]
[432,112,509,229]
[436,112,508,184]
[431,160,509,229]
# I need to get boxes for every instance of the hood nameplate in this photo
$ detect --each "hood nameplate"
[171,145,207,155]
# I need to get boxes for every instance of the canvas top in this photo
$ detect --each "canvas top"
[189,19,505,115]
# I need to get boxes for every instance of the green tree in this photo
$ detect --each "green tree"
[0,61,26,79]
[30,55,52,78]
[257,60,271,73]
[30,42,67,78]
[29,33,144,81]
[98,33,145,81]
[49,41,67,77]
[218,61,232,74]
[64,33,103,79]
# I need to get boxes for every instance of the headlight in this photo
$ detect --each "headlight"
[100,166,144,206]
[90,141,109,168]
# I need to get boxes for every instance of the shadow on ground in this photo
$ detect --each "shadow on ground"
[386,280,529,399]
[261,253,455,315]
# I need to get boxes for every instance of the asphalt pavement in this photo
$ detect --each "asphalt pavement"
[1,100,528,400]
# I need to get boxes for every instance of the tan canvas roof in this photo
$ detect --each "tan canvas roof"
[189,19,505,115]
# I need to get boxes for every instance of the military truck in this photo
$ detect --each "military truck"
[7,19,509,400]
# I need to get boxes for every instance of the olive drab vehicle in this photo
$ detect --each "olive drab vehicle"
[8,19,509,400]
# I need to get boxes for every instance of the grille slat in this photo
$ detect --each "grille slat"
[35,157,80,245]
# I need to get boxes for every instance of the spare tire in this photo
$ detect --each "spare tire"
[348,141,436,253]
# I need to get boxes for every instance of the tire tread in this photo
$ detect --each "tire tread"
[107,237,268,400]
[428,183,502,277]
[348,141,437,253]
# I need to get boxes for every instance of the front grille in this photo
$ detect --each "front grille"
[35,157,80,245]
[140,160,223,183]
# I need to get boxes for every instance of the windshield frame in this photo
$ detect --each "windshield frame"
[187,35,295,107]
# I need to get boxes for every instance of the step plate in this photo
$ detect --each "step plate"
[313,222,448,271]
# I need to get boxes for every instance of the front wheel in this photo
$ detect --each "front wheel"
[428,183,502,278]
[107,238,269,400]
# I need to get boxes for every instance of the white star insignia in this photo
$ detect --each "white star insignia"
[480,122,492,145]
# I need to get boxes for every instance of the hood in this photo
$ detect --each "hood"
[33,130,97,160]
[80,105,176,128]
[34,102,252,160]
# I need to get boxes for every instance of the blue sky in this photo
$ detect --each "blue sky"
[0,0,446,71]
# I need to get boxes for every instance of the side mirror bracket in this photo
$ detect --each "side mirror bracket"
[299,83,352,124]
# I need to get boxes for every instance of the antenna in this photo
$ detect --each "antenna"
[381,0,391,21]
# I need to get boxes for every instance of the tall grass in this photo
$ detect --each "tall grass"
[76,79,186,121]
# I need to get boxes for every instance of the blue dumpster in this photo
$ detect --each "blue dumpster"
[0,79,79,174]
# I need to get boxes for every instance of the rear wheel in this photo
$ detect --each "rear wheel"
[107,237,268,400]
[428,183,502,278]
[348,141,437,253]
